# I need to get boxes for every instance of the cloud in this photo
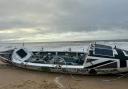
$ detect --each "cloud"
[0,0,128,42]
[0,27,127,42]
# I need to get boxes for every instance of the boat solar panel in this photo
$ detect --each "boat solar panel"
[95,44,112,49]
[94,48,113,57]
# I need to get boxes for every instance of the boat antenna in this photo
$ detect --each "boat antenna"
[42,47,44,51]
[22,42,24,47]
[114,45,117,49]
[83,48,84,52]
[68,48,71,52]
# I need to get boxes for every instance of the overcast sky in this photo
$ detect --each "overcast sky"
[0,0,128,42]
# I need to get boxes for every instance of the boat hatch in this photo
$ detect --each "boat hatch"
[16,49,27,58]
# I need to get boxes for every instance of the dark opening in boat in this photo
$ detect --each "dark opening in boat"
[16,49,27,58]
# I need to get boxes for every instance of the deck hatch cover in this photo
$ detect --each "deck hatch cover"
[16,49,27,58]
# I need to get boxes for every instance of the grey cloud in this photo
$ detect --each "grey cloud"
[0,0,128,42]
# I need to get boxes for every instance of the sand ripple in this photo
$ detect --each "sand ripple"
[0,80,59,89]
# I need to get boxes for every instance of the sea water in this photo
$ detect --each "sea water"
[0,40,128,52]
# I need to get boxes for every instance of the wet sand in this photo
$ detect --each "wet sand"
[0,61,128,89]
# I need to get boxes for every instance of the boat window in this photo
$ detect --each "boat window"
[16,49,27,58]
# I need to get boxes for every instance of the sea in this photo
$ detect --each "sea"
[0,40,128,52]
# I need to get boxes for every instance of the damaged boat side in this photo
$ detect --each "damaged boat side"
[0,43,128,75]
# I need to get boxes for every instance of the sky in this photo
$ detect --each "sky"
[0,0,128,42]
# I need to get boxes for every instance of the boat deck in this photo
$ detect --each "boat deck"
[26,51,86,65]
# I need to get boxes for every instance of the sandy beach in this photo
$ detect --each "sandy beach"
[0,61,128,89]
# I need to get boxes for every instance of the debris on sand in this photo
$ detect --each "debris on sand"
[54,75,64,89]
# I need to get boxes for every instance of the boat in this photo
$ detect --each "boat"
[0,43,128,75]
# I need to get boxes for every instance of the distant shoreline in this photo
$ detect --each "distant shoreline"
[0,39,128,44]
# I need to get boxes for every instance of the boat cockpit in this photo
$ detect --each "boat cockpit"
[25,51,86,65]
[13,47,87,66]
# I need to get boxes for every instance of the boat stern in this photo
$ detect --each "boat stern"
[0,49,14,63]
